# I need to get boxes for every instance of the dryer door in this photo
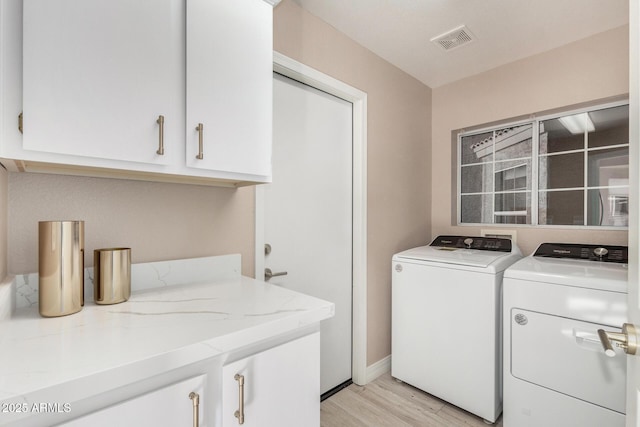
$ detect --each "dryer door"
[510,309,626,413]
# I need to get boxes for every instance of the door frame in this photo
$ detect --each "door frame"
[627,0,639,424]
[255,51,368,386]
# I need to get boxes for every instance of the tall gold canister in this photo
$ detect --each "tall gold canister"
[38,221,85,317]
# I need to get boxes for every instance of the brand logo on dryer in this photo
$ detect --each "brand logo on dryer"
[514,313,528,325]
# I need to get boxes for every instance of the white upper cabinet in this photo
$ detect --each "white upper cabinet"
[23,0,183,166]
[186,0,272,177]
[1,0,276,185]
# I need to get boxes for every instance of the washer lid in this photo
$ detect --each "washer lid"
[504,256,628,293]
[394,244,519,270]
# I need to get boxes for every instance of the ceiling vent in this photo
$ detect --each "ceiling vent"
[430,25,475,51]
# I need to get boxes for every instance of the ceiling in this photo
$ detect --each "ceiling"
[292,0,629,88]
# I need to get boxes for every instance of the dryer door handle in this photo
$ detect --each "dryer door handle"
[573,329,602,346]
[597,324,638,357]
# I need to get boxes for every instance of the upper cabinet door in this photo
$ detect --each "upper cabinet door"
[23,0,183,166]
[186,0,272,177]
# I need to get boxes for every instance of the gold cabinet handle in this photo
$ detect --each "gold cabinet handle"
[156,115,165,155]
[18,112,23,134]
[234,374,245,425]
[189,392,200,427]
[195,123,204,159]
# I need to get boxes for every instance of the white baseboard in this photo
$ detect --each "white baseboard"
[364,355,391,384]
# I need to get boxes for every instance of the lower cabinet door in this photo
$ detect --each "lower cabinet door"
[221,333,320,427]
[60,375,205,426]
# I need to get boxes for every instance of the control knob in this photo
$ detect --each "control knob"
[594,247,609,260]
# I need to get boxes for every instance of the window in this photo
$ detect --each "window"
[458,102,629,227]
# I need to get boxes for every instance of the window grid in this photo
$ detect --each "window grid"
[457,101,629,228]
[583,123,588,226]
[531,117,539,225]
[458,123,533,225]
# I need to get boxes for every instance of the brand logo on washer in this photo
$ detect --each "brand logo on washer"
[395,264,403,273]
[514,313,528,325]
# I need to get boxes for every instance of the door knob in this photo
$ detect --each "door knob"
[264,268,287,280]
[597,323,637,357]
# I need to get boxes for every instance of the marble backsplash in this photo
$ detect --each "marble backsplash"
[7,254,242,311]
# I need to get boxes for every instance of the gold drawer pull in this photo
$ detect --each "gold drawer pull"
[234,374,245,425]
[195,123,204,159]
[189,391,200,427]
[156,115,165,155]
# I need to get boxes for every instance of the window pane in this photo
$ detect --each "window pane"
[538,153,584,190]
[588,105,629,148]
[461,131,493,165]
[461,164,493,193]
[587,188,629,227]
[539,118,584,154]
[495,191,529,212]
[495,124,532,161]
[494,216,529,225]
[494,192,530,224]
[495,160,531,191]
[494,214,530,225]
[538,190,584,225]
[460,194,492,223]
[587,147,629,187]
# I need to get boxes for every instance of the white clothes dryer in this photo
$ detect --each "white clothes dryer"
[392,235,522,423]
[503,243,628,427]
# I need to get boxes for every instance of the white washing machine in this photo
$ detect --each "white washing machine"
[503,243,628,427]
[392,235,522,423]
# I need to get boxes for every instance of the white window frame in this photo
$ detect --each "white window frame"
[457,100,629,229]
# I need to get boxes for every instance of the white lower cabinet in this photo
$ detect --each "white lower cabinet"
[60,375,206,426]
[221,332,320,427]
[56,332,320,427]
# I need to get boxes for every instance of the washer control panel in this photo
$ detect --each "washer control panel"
[430,235,512,252]
[534,243,628,263]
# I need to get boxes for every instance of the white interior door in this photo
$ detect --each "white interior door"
[264,73,352,395]
[627,1,640,425]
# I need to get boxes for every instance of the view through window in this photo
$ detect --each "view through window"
[458,103,629,227]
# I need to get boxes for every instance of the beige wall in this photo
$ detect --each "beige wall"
[7,173,256,276]
[432,25,630,255]
[274,0,432,365]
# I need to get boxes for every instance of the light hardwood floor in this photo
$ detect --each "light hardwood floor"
[321,373,504,427]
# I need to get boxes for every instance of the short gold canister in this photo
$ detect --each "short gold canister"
[38,220,85,317]
[94,248,131,305]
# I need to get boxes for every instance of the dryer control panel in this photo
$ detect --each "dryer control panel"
[534,243,628,263]
[430,235,512,252]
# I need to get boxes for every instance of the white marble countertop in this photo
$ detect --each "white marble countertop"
[0,274,334,422]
